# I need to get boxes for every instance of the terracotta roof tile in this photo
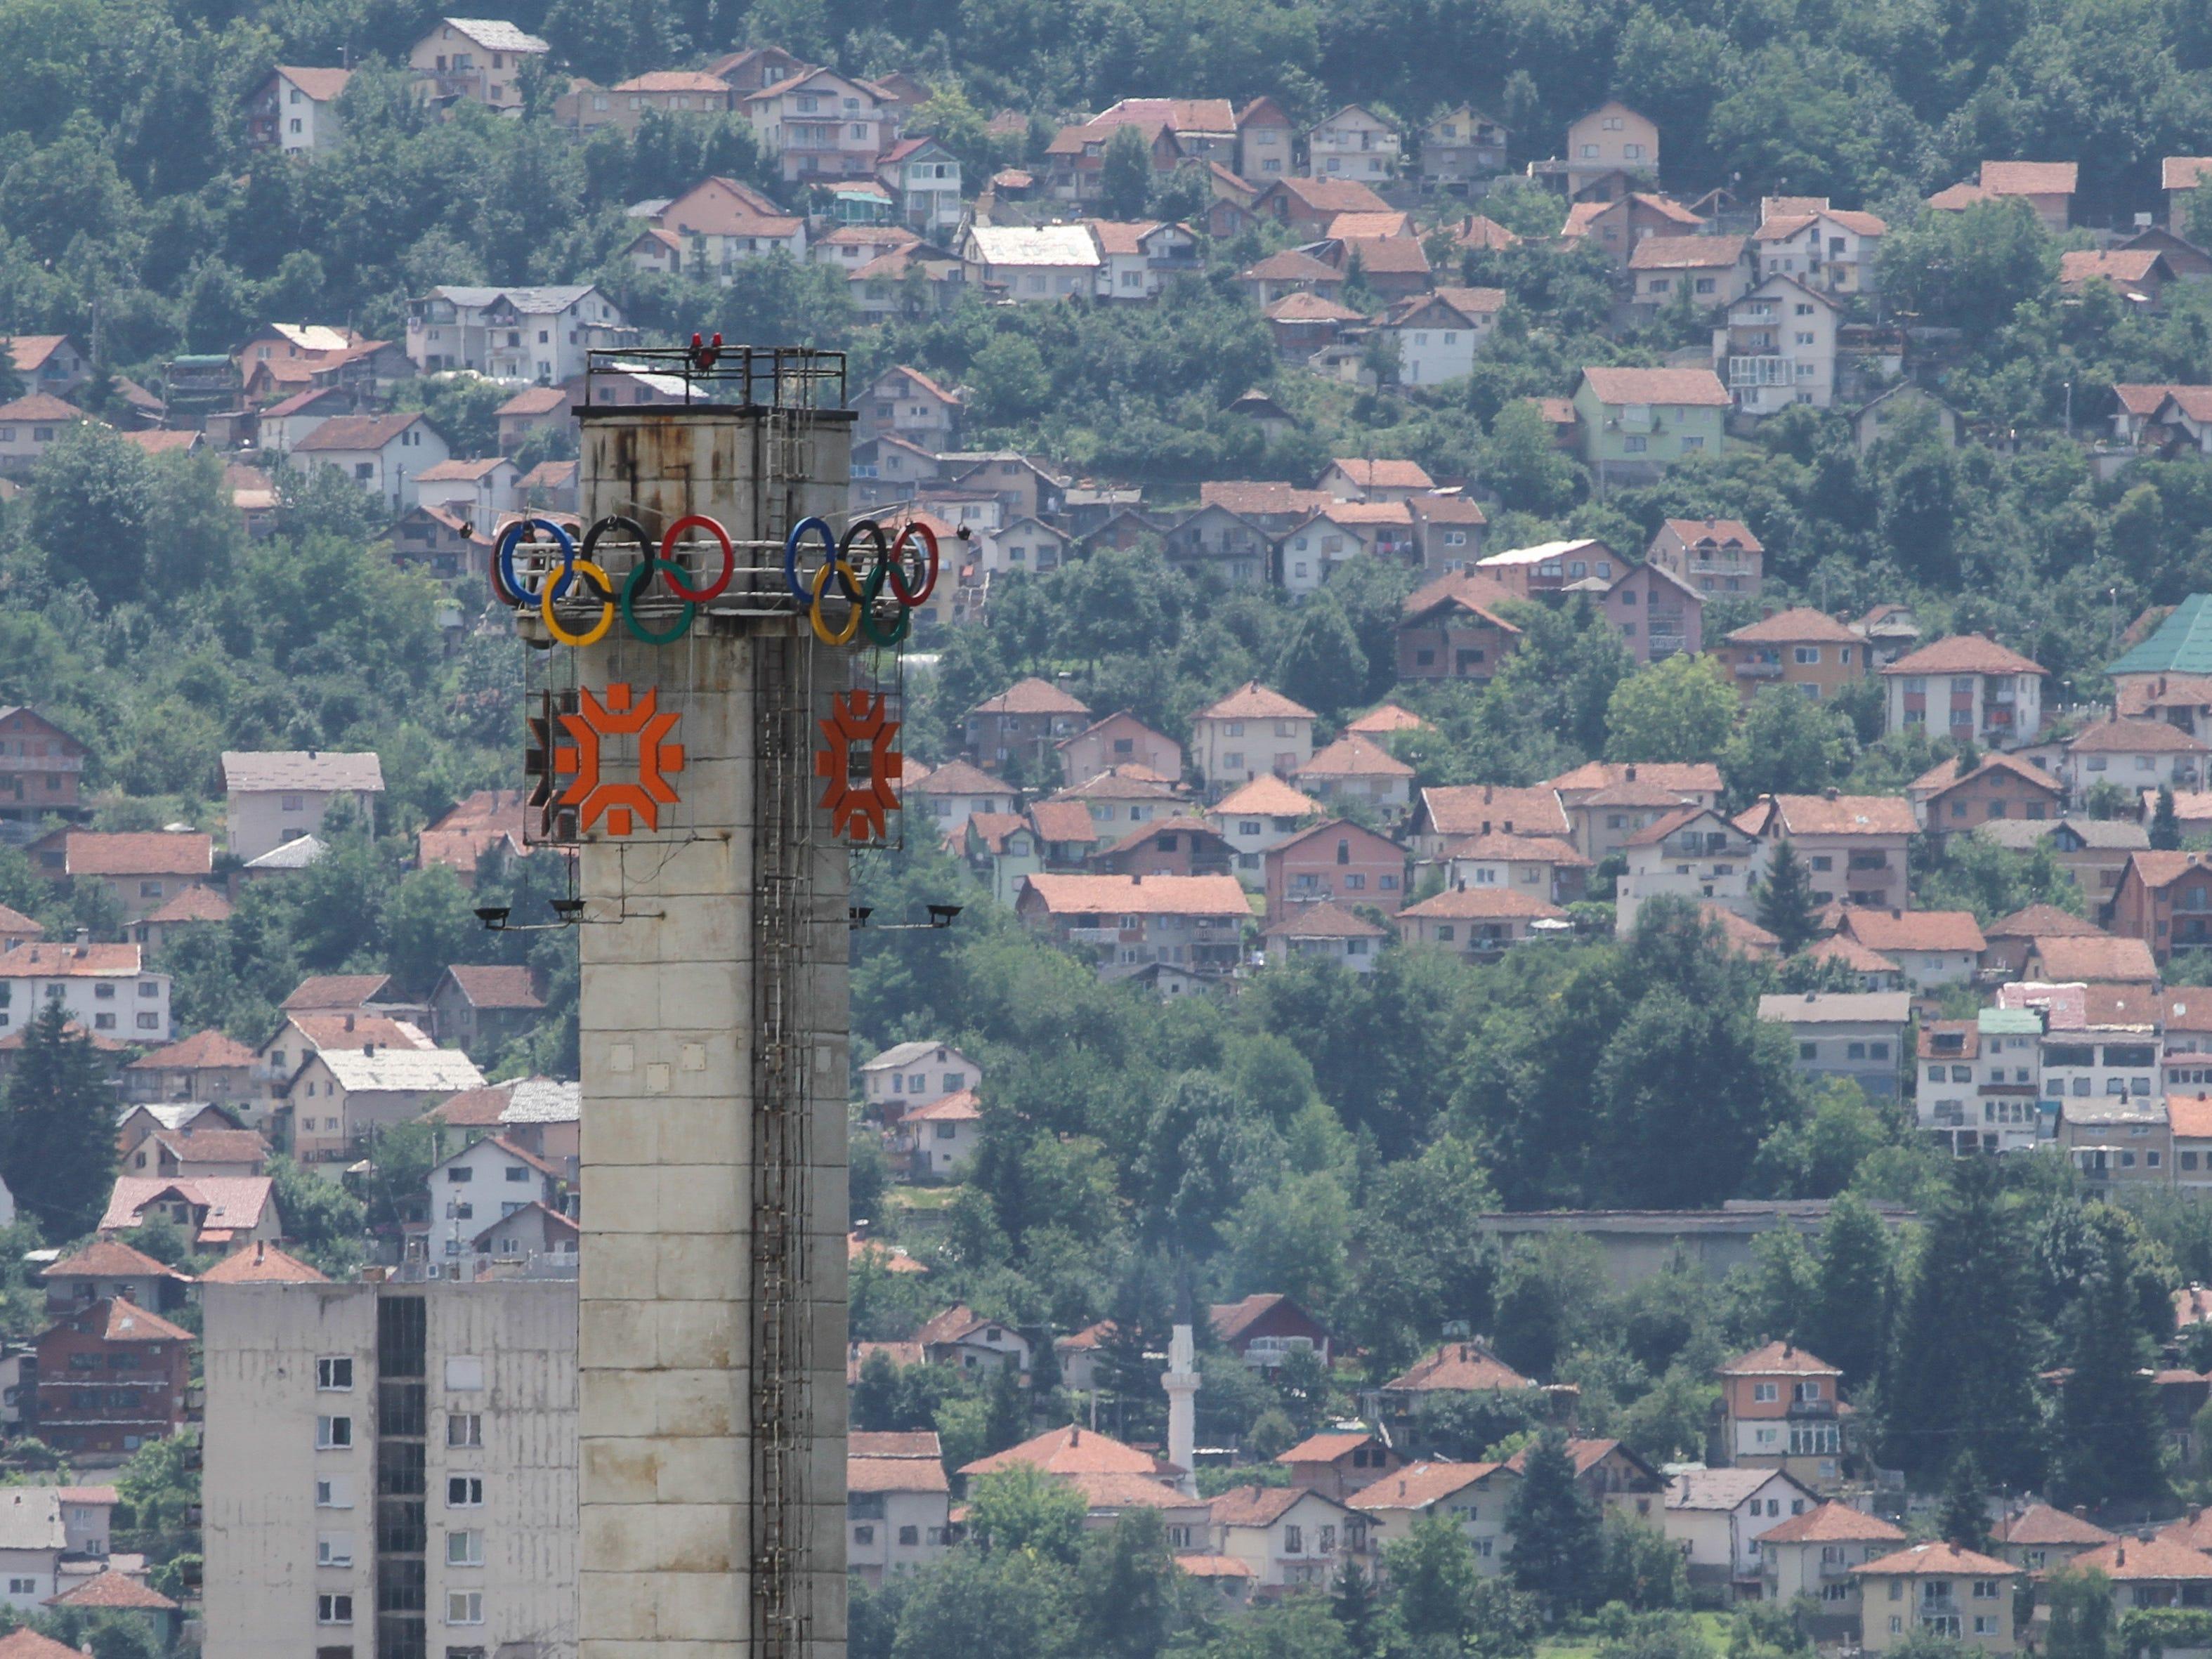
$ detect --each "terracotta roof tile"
[1208,1483,1311,1526]
[2069,1537,2212,1580]
[1726,608,1861,645]
[1989,904,2102,939]
[197,1241,328,1283]
[1347,1461,1503,1511]
[2033,935,2158,983]
[1996,1504,2116,1548]
[1418,784,1569,840]
[1581,366,1729,407]
[1760,1501,1906,1546]
[1196,683,1316,722]
[1880,636,2046,676]
[971,676,1093,716]
[2070,717,2209,755]
[1838,908,1986,955]
[63,831,212,878]
[1749,794,1918,838]
[1982,161,2076,196]
[1278,1431,1380,1464]
[1027,801,1102,844]
[961,1424,1169,1478]
[1628,234,1746,270]
[1854,1541,2015,1578]
[41,1240,190,1282]
[46,1570,178,1611]
[1021,874,1250,919]
[1381,1341,1533,1391]
[126,1029,256,1071]
[1720,1341,1842,1376]
[848,1455,950,1494]
[1298,733,1415,780]
[1329,457,1434,490]
[443,964,544,1009]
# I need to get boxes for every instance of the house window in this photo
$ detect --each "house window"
[316,1477,353,1509]
[318,1357,353,1391]
[319,1595,354,1626]
[447,1476,483,1507]
[448,1413,483,1448]
[318,1534,354,1566]
[446,1593,483,1625]
[317,1415,353,1449]
[447,1530,484,1567]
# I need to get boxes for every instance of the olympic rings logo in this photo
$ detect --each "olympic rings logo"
[491,512,936,650]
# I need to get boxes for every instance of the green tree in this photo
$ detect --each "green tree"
[0,996,117,1238]
[1387,1509,1483,1642]
[1274,594,1370,718]
[1345,1136,1500,1372]
[968,334,1052,428]
[30,423,155,608]
[1879,199,2059,337]
[1099,125,1153,220]
[1481,400,1579,516]
[1604,654,1736,763]
[965,1464,1086,1562]
[1592,1512,1691,1611]
[1883,1163,2043,1489]
[382,864,479,1002]
[1504,1431,1599,1617]
[1722,689,1856,804]
[2154,786,2182,851]
[2043,1568,2117,1659]
[2050,1235,2168,1507]
[1331,1559,1383,1658]
[1755,840,1819,955]
[266,1156,367,1278]
[1938,1453,1989,1552]
[1799,1192,1893,1388]
[1075,1509,1184,1659]
[891,1547,1073,1659]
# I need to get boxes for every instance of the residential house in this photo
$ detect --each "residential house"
[1262,902,1390,971]
[0,706,86,821]
[1736,792,1913,909]
[1663,1467,1820,1599]
[0,395,89,476]
[1993,1504,2115,1574]
[2112,850,2212,962]
[2166,157,2212,232]
[1252,176,1394,235]
[907,1306,1031,1379]
[1394,888,1566,959]
[417,1075,579,1167]
[744,67,897,183]
[122,1030,258,1108]
[1392,572,1521,688]
[1052,767,1183,834]
[1277,1431,1406,1501]
[846,1433,952,1587]
[1614,807,1766,933]
[1294,738,1415,820]
[1262,290,1365,358]
[1564,775,1712,864]
[420,1134,563,1263]
[405,284,627,384]
[1601,561,1703,663]
[497,386,575,454]
[1996,981,2162,1117]
[1235,97,1295,182]
[1209,1293,1332,1372]
[1041,117,1183,204]
[39,1240,192,1316]
[1573,366,1729,483]
[1163,505,1274,587]
[221,749,384,864]
[2168,993,2212,1093]
[1544,102,1660,197]
[245,66,352,152]
[2064,716,2208,796]
[1758,1503,1908,1642]
[119,1125,268,1180]
[1305,105,1399,181]
[1758,991,1911,1100]
[410,457,517,537]
[0,943,171,1046]
[1751,203,1887,296]
[1420,107,1510,189]
[941,452,1065,521]
[2062,1537,2212,1610]
[1014,874,1250,981]
[1409,494,1488,571]
[1092,818,1234,879]
[1979,903,2106,979]
[1263,819,1406,919]
[1375,1342,1538,1419]
[426,964,544,1056]
[98,1176,281,1252]
[1057,713,1182,789]
[960,224,1101,301]
[1835,909,1987,990]
[406,17,545,110]
[1208,775,1322,880]
[1380,288,1507,386]
[1716,1342,1846,1486]
[1498,1438,1666,1519]
[416,789,528,887]
[1087,219,1200,302]
[1630,235,1750,315]
[1852,384,1961,454]
[34,1299,193,1460]
[854,365,962,449]
[1349,1463,1517,1578]
[1906,754,2062,837]
[1205,1485,1360,1589]
[2062,249,2175,308]
[1976,817,2147,909]
[1715,275,1840,413]
[6,336,88,399]
[907,761,1019,841]
[1559,192,1703,268]
[2060,1094,2171,1191]
[1237,249,1348,308]
[2024,933,2157,991]
[624,178,810,277]
[1190,684,1317,794]
[1802,933,1905,992]
[1930,160,2076,231]
[890,1089,981,1179]
[1437,832,1590,908]
[51,830,214,926]
[1882,636,2048,746]
[1404,783,1571,858]
[1852,1542,2017,1651]
[964,679,1092,776]
[1279,502,1418,594]
[283,1044,487,1169]
[283,412,447,511]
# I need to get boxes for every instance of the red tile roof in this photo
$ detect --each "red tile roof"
[1329,457,1434,490]
[1381,1341,1533,1392]
[0,1630,97,1659]
[443,964,544,1009]
[1347,1461,1503,1510]
[126,1029,256,1071]
[1989,903,2102,938]
[847,1455,950,1494]
[197,1241,328,1284]
[1212,776,1321,817]
[1996,1504,2116,1548]
[0,942,143,978]
[1662,517,1763,550]
[1726,608,1861,645]
[1837,908,1986,955]
[1023,874,1251,919]
[282,973,392,1011]
[1880,636,2046,676]
[1628,233,1746,270]
[46,1570,178,1611]
[1396,888,1565,923]
[960,1424,1169,1478]
[143,884,232,924]
[2070,717,2209,754]
[1854,1541,2017,1578]
[1347,704,1432,736]
[1208,1483,1314,1526]
[1298,733,1415,780]
[63,831,212,878]
[1982,161,2077,195]
[1278,1431,1380,1464]
[1196,683,1316,722]
[1719,1340,1842,1376]
[1744,794,1918,838]
[41,1240,190,1282]
[971,676,1092,716]
[1581,367,1729,407]
[1418,784,1570,839]
[1760,1501,1906,1546]
[2033,935,2158,983]
[2069,1537,2212,1580]
[65,1297,192,1343]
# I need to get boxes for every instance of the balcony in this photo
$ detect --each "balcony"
[1735,660,1784,679]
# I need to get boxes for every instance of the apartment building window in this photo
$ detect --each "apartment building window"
[316,1477,353,1508]
[318,1533,354,1566]
[446,1592,483,1625]
[447,1530,484,1567]
[318,1357,353,1391]
[448,1412,483,1448]
[318,1415,353,1448]
[448,1476,484,1507]
[318,1594,354,1625]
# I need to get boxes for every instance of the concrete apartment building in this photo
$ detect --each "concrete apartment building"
[202,1276,577,1659]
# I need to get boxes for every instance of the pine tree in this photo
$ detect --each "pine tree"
[2044,1566,2119,1659]
[1800,1193,1893,1389]
[1883,1163,2043,1489]
[983,1354,1029,1455]
[1504,1429,1599,1617]
[1386,1510,1479,1640]
[2051,1238,2167,1507]
[1938,1453,1989,1552]
[0,997,118,1239]
[1756,839,1820,955]
[2154,786,2183,851]
[1330,1558,1383,1658]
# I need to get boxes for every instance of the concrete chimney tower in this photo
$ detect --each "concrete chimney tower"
[1164,1324,1200,1497]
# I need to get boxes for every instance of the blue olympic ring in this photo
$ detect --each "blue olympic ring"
[495,517,580,603]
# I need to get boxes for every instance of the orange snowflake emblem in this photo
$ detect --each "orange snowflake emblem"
[814,688,903,843]
[554,682,686,837]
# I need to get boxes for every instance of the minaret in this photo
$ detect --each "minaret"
[1164,1323,1200,1497]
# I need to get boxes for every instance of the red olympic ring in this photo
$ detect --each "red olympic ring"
[660,515,735,603]
[886,523,938,605]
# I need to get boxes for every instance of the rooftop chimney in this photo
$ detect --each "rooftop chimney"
[344,1014,355,1032]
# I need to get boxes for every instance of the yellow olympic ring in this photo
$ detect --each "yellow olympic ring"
[542,558,616,646]
[809,557,862,646]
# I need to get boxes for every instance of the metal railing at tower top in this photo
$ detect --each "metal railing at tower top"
[581,343,846,410]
